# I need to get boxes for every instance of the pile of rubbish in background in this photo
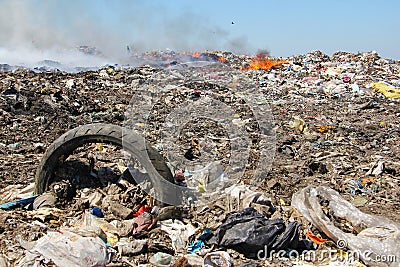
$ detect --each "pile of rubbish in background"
[0,49,399,266]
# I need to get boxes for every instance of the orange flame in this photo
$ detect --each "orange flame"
[218,56,227,63]
[191,51,201,58]
[243,54,287,71]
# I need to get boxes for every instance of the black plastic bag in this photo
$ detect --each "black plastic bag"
[208,208,303,259]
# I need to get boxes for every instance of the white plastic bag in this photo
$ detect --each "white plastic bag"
[292,186,400,267]
[31,230,110,266]
[160,219,197,252]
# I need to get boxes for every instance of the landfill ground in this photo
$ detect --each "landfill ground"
[0,50,399,266]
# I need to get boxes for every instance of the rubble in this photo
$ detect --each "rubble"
[0,49,399,266]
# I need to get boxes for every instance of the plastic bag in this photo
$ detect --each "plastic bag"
[149,252,173,267]
[30,230,110,266]
[160,219,197,252]
[204,251,232,267]
[292,186,400,266]
[207,208,306,259]
[78,211,119,246]
[225,184,273,213]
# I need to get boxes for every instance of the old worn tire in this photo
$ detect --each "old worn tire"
[35,123,174,203]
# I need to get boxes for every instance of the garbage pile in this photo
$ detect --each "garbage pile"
[0,49,399,266]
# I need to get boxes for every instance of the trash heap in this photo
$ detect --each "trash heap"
[0,50,399,266]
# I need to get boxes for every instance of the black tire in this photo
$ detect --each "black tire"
[35,123,175,204]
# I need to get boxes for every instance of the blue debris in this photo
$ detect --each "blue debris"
[90,207,104,218]
[187,229,212,254]
[349,179,370,195]
[0,196,37,210]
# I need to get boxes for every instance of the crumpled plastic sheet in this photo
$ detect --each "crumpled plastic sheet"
[225,184,273,212]
[292,186,400,267]
[207,208,306,259]
[160,219,197,252]
[18,230,111,267]
[0,183,35,203]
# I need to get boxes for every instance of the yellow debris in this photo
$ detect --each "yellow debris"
[315,125,333,134]
[373,82,400,99]
[117,159,128,173]
[95,143,104,151]
[197,184,206,193]
[289,116,307,133]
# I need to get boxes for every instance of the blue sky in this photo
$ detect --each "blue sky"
[0,0,399,60]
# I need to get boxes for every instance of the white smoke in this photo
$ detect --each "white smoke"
[0,0,251,68]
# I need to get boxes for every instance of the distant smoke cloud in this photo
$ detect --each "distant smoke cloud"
[0,0,251,67]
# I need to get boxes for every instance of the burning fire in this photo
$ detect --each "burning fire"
[217,56,227,63]
[191,51,201,58]
[243,53,287,71]
[187,51,228,64]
